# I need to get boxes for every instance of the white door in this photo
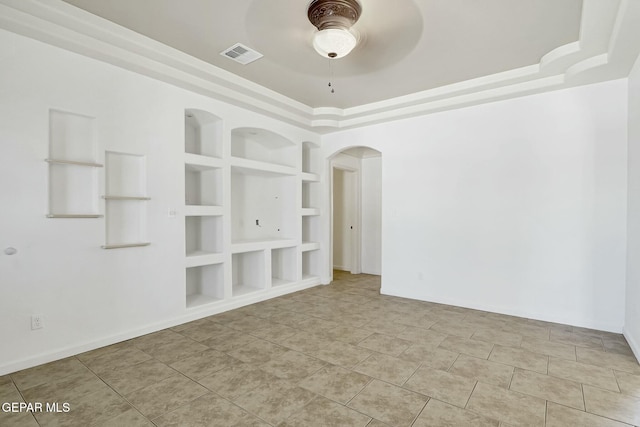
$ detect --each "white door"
[333,168,356,271]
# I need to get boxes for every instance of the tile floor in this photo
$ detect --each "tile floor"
[2,271,640,426]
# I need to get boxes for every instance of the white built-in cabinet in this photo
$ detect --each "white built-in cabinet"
[184,109,321,310]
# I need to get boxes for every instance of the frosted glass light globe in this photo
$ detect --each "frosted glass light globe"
[313,28,357,58]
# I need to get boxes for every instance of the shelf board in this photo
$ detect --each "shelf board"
[101,242,151,249]
[47,214,103,218]
[301,274,321,285]
[301,242,320,252]
[232,284,264,297]
[102,196,151,200]
[272,278,296,287]
[231,238,297,253]
[185,153,223,170]
[186,293,223,309]
[185,251,224,268]
[301,208,320,216]
[185,205,223,216]
[46,158,103,167]
[230,157,297,176]
[301,172,320,182]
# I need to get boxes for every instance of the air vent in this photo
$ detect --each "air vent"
[220,43,263,65]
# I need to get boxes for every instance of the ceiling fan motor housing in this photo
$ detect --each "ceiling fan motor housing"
[307,0,362,31]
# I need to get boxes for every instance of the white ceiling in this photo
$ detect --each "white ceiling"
[1,0,638,131]
[61,0,582,109]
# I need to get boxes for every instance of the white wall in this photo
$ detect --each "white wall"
[361,157,382,275]
[626,54,640,358]
[323,79,628,332]
[0,29,318,374]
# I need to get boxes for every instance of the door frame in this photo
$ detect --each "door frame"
[330,162,361,276]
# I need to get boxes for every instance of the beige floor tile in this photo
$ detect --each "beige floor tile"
[362,319,408,335]
[297,317,342,333]
[200,330,257,352]
[615,370,640,397]
[353,352,419,385]
[11,357,88,391]
[299,365,371,404]
[413,399,499,427]
[125,374,209,419]
[85,346,154,374]
[96,408,154,427]
[152,392,259,426]
[488,345,548,374]
[404,366,476,408]
[509,368,584,410]
[75,340,135,363]
[357,333,412,357]
[98,360,177,396]
[0,380,21,402]
[198,364,278,400]
[233,383,316,425]
[576,347,640,375]
[281,330,331,353]
[269,310,314,329]
[520,336,576,361]
[259,350,326,380]
[347,379,429,426]
[466,382,546,427]
[131,330,186,353]
[604,340,636,357]
[472,329,523,347]
[22,366,110,403]
[0,412,39,427]
[500,323,550,340]
[548,357,620,391]
[439,335,494,359]
[324,326,373,345]
[449,355,514,388]
[546,402,630,427]
[583,385,640,425]
[249,322,298,343]
[141,336,209,365]
[34,386,132,427]
[280,396,372,427]
[174,320,232,342]
[395,326,447,347]
[226,314,271,332]
[310,340,372,368]
[366,419,391,426]
[169,348,240,381]
[550,329,604,350]
[399,344,459,370]
[227,338,288,364]
[430,321,477,338]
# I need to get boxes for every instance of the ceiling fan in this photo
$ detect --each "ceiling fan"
[307,0,362,59]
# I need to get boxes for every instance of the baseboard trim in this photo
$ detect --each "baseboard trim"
[0,280,320,376]
[380,288,624,333]
[623,328,640,364]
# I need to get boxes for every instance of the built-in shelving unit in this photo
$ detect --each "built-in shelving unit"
[300,141,321,283]
[103,151,150,249]
[47,110,101,218]
[182,112,322,311]
[184,109,224,308]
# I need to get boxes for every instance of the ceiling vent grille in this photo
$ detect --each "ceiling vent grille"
[220,43,263,65]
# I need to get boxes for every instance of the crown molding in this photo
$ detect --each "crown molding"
[0,0,638,133]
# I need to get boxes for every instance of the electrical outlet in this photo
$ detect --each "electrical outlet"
[31,314,43,330]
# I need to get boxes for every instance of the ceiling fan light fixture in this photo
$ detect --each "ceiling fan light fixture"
[308,0,362,59]
[313,28,357,59]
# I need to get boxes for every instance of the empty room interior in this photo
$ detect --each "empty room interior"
[2,0,640,425]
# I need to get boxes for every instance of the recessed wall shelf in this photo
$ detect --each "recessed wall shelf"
[102,242,151,249]
[104,151,149,249]
[46,158,103,167]
[46,214,103,219]
[102,196,151,201]
[47,110,100,217]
